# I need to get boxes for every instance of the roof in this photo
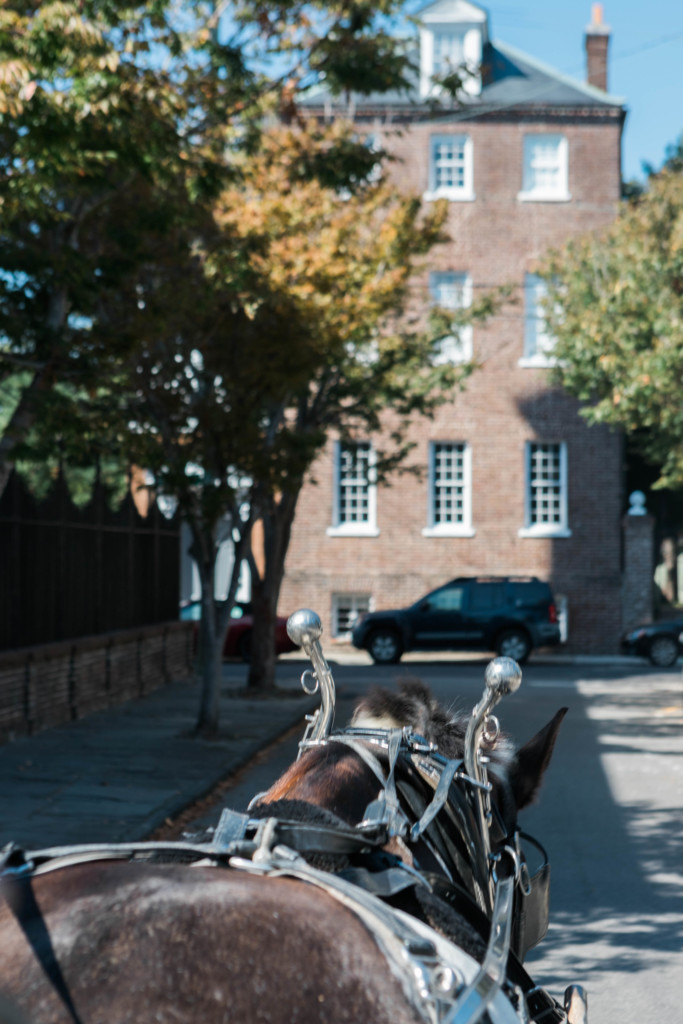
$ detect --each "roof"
[300,35,625,116]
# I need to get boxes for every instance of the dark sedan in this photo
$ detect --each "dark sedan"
[180,600,299,662]
[621,618,683,667]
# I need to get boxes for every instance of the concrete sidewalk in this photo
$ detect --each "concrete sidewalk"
[0,668,317,851]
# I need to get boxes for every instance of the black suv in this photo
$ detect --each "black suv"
[351,576,561,664]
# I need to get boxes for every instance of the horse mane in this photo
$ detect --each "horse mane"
[352,679,465,759]
[352,677,516,772]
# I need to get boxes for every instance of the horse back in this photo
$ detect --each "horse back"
[0,861,424,1024]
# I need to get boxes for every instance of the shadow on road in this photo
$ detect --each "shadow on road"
[524,672,682,1018]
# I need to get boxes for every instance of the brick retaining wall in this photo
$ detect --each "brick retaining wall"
[0,622,194,744]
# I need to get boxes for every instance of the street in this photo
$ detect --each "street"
[200,653,683,1023]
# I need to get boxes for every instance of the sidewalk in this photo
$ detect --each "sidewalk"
[0,668,317,851]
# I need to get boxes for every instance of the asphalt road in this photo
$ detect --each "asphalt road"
[184,654,683,1024]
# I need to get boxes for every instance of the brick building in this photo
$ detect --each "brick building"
[280,2,628,654]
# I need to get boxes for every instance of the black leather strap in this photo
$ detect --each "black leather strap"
[425,873,565,1024]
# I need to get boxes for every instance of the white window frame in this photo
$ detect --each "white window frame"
[519,273,557,367]
[429,271,473,364]
[331,592,373,638]
[424,134,474,202]
[518,441,571,538]
[518,134,570,203]
[327,440,379,537]
[422,441,475,537]
[432,28,465,80]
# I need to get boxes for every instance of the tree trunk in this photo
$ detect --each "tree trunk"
[246,578,279,692]
[195,562,223,737]
[247,488,300,691]
[191,512,251,735]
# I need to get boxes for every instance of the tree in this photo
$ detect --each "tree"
[1,2,490,734]
[0,0,418,490]
[70,119,493,731]
[543,163,683,490]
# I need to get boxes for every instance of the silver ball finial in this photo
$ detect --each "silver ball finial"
[484,656,522,697]
[287,608,323,647]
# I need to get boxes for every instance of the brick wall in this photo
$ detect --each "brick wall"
[279,109,626,654]
[0,622,194,744]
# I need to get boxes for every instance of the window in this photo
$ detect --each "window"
[519,134,569,202]
[332,593,372,637]
[327,441,379,536]
[428,585,465,612]
[469,582,505,611]
[520,273,556,366]
[429,271,473,363]
[519,442,571,537]
[425,135,474,201]
[423,441,475,537]
[432,29,465,79]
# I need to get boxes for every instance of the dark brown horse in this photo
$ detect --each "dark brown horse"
[0,675,578,1024]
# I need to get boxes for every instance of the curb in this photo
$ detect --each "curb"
[281,648,651,668]
[137,695,318,841]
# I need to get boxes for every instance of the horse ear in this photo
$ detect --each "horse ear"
[509,708,567,811]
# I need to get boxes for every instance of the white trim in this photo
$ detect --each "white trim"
[425,440,474,534]
[521,441,570,536]
[518,526,572,539]
[331,592,373,638]
[429,271,474,363]
[424,134,475,202]
[330,440,379,535]
[518,356,557,368]
[521,273,557,364]
[326,525,380,538]
[422,526,476,538]
[518,134,570,203]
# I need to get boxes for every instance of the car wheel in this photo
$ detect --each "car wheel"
[367,629,403,664]
[238,631,253,663]
[648,635,679,668]
[495,628,531,664]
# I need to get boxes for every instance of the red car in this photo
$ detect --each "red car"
[181,600,300,662]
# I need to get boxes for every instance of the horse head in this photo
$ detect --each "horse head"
[259,677,566,836]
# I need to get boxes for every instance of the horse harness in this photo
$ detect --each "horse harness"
[1,722,563,1024]
[1,611,577,1024]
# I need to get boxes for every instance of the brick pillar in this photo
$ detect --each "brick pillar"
[622,503,654,634]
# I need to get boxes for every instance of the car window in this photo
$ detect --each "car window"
[508,582,550,607]
[428,586,465,612]
[469,583,505,611]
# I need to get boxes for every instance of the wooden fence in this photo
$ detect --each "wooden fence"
[0,470,181,650]
[0,621,194,744]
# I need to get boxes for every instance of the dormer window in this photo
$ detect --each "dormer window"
[433,30,465,78]
[418,1,488,98]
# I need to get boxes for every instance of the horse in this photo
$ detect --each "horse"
[0,610,588,1024]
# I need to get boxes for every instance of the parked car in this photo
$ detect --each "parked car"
[351,576,561,665]
[180,600,299,662]
[621,618,683,667]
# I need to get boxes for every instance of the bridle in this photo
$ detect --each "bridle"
[0,609,573,1024]
[284,608,566,1024]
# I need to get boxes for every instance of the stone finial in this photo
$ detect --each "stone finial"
[628,491,647,516]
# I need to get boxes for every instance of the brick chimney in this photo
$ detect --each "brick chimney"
[585,4,610,92]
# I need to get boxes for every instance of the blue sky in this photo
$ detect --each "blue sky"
[478,1,683,181]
